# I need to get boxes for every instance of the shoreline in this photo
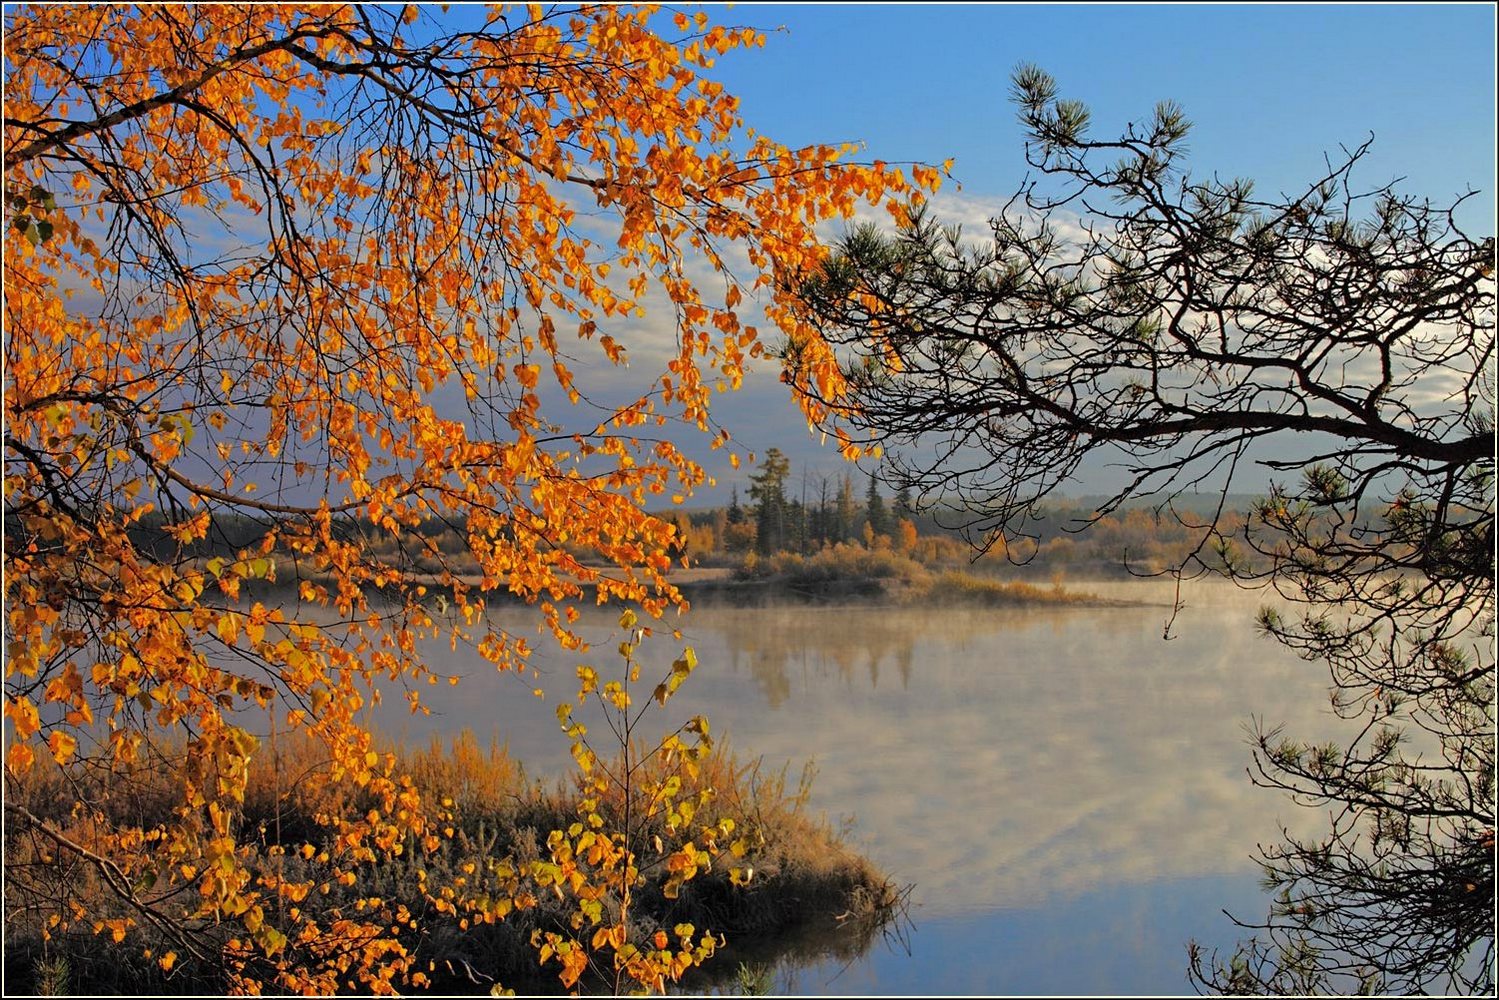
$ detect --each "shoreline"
[236,563,1163,611]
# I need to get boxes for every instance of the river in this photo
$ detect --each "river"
[364,577,1345,995]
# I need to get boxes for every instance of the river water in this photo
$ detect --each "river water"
[366,577,1345,995]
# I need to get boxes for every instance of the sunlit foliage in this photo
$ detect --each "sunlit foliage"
[2,4,933,992]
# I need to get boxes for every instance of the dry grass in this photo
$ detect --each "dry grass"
[716,542,1103,606]
[930,569,1101,605]
[4,730,901,995]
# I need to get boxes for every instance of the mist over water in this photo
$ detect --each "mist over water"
[365,577,1350,993]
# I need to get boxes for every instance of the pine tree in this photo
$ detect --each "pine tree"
[835,473,856,543]
[866,472,889,539]
[748,448,791,554]
[895,483,914,518]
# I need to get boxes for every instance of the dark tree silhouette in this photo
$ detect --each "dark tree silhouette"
[748,447,791,555]
[792,65,1495,995]
[865,471,890,539]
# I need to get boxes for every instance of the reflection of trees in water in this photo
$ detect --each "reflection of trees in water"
[712,600,1174,709]
[713,607,991,706]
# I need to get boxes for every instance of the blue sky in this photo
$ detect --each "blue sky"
[710,3,1494,213]
[671,2,1496,503]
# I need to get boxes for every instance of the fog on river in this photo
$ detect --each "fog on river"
[361,578,1343,922]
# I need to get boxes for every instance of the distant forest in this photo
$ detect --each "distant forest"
[11,451,1266,587]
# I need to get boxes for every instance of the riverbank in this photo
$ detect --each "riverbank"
[683,546,1129,608]
[214,557,1143,614]
[415,548,1141,610]
[679,568,1117,607]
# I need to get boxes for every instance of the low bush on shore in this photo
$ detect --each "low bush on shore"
[5,730,901,995]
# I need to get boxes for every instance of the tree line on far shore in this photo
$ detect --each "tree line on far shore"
[4,448,1259,587]
[663,446,1258,579]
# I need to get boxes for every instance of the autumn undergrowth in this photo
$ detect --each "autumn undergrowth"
[4,730,898,995]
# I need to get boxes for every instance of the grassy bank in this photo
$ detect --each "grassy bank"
[682,544,1115,607]
[4,732,900,995]
[219,561,1119,614]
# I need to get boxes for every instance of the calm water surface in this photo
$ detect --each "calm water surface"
[365,578,1344,995]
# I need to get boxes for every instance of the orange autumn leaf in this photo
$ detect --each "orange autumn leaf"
[3,3,938,994]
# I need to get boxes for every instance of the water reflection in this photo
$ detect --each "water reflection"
[377,581,1336,907]
[367,579,1350,991]
[712,605,928,706]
